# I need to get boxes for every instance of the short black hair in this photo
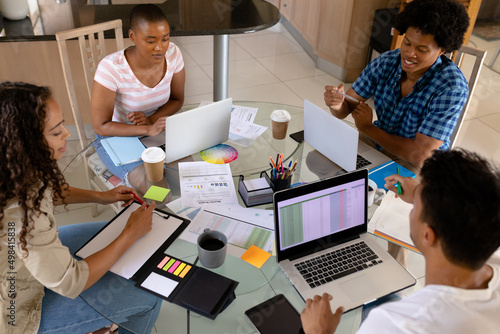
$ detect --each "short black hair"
[419,149,500,270]
[130,4,168,32]
[394,0,470,53]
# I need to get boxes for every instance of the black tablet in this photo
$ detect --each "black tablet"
[289,130,304,143]
[245,294,303,334]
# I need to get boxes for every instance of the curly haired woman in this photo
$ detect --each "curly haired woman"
[324,0,470,168]
[0,82,161,334]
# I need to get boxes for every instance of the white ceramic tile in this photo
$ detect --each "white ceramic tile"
[184,65,213,96]
[284,74,344,109]
[55,205,116,227]
[181,39,252,66]
[455,119,500,164]
[258,51,326,81]
[184,93,214,105]
[234,33,303,58]
[229,82,303,106]
[201,59,280,90]
[174,43,197,69]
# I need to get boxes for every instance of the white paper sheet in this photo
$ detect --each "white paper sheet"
[368,191,415,249]
[179,161,238,207]
[140,272,179,298]
[76,203,184,279]
[179,205,275,257]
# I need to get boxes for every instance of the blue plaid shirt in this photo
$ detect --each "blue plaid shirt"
[352,49,468,150]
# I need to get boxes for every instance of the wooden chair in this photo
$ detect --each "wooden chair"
[449,45,487,148]
[56,20,125,215]
[56,19,124,150]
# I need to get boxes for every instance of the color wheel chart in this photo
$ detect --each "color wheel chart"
[200,144,238,164]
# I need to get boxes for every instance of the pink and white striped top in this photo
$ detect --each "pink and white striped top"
[94,42,184,124]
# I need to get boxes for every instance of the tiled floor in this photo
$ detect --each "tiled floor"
[57,20,500,332]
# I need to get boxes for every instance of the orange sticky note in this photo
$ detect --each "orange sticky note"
[241,245,271,268]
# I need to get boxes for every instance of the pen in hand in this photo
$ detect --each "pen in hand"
[333,89,360,104]
[133,193,149,208]
[397,166,402,195]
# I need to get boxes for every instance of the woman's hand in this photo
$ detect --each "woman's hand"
[100,186,136,207]
[147,116,167,136]
[127,111,151,125]
[122,202,156,242]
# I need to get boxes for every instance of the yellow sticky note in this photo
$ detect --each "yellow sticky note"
[241,245,271,268]
[144,186,170,202]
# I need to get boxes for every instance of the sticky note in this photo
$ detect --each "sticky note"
[241,245,271,268]
[144,185,170,202]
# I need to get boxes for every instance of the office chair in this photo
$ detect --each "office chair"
[56,19,125,215]
[448,45,487,148]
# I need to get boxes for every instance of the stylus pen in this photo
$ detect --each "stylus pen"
[334,90,360,104]
[397,166,402,195]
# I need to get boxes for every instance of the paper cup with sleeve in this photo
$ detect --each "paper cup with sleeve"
[368,179,386,207]
[141,147,165,182]
[270,109,291,140]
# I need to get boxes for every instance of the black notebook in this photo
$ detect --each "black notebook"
[76,202,238,319]
[136,253,238,319]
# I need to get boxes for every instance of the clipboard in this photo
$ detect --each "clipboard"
[75,202,189,281]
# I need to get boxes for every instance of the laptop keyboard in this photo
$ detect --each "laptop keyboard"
[356,154,372,169]
[294,241,383,288]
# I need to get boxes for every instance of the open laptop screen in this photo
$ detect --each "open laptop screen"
[277,178,365,250]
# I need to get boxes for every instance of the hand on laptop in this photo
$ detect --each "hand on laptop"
[384,174,419,204]
[146,116,167,136]
[301,293,344,334]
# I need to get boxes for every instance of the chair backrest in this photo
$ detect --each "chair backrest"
[56,19,124,150]
[448,45,486,149]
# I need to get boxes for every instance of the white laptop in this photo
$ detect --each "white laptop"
[274,169,415,312]
[304,99,391,173]
[141,98,232,163]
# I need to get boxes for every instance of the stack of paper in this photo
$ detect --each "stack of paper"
[368,191,420,253]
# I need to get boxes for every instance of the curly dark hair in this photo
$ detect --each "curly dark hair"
[130,4,168,32]
[420,149,500,270]
[0,82,68,255]
[394,0,470,53]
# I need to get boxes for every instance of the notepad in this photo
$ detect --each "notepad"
[101,136,146,166]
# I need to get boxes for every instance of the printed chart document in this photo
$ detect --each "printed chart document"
[199,101,267,147]
[179,161,238,207]
[368,191,419,252]
[179,204,274,257]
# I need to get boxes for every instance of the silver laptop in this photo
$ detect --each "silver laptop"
[274,169,415,312]
[304,99,390,173]
[163,98,232,163]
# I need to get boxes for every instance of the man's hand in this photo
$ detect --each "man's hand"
[324,84,346,111]
[384,174,419,204]
[352,102,374,132]
[127,111,151,125]
[301,293,344,334]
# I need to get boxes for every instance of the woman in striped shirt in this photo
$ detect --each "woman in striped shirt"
[91,4,185,138]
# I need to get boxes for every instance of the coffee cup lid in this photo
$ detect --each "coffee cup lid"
[141,147,166,163]
[271,109,291,122]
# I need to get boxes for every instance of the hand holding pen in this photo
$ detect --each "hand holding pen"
[383,174,419,204]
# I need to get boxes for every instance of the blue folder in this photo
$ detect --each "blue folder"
[368,160,416,191]
[101,136,146,166]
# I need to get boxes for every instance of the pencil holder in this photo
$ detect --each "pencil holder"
[268,168,292,192]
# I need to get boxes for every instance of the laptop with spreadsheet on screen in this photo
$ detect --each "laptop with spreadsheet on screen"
[273,169,415,312]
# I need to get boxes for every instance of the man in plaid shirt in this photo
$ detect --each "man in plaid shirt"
[324,0,470,168]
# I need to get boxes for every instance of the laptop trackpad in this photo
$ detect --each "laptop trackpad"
[340,275,378,302]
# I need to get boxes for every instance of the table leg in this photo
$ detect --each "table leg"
[213,34,229,101]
